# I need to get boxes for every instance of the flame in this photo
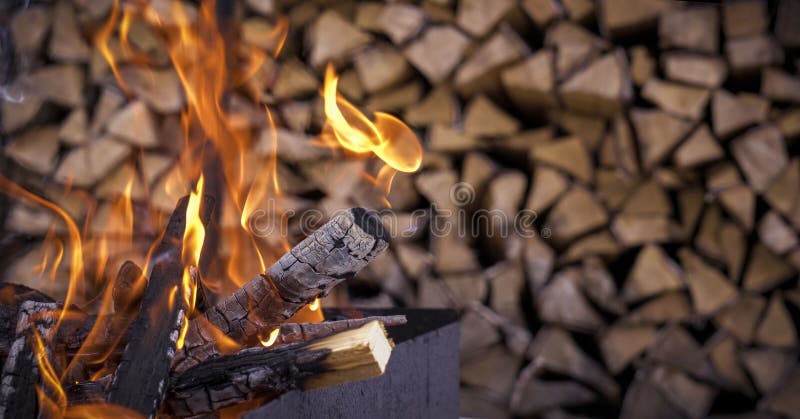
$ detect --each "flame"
[94,0,128,94]
[182,176,206,267]
[32,329,67,418]
[309,297,320,311]
[259,328,280,347]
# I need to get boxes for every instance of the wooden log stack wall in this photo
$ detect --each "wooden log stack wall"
[1,0,800,417]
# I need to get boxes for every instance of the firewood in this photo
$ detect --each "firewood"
[629,46,654,86]
[272,58,318,100]
[355,3,384,31]
[621,179,671,216]
[743,243,796,292]
[404,26,470,84]
[463,95,520,137]
[711,89,762,138]
[551,110,606,150]
[659,5,718,52]
[719,221,747,281]
[760,369,800,419]
[118,66,184,114]
[624,292,691,325]
[526,165,568,213]
[755,293,797,348]
[722,0,768,38]
[731,125,789,192]
[678,187,704,236]
[49,0,90,62]
[679,248,737,316]
[1,94,44,134]
[673,124,723,168]
[536,268,604,333]
[765,159,800,217]
[4,126,60,175]
[354,44,411,94]
[559,49,632,117]
[647,326,717,381]
[486,262,525,325]
[612,213,680,247]
[59,108,88,145]
[707,334,753,394]
[562,0,594,23]
[430,234,480,275]
[718,184,755,231]
[600,323,656,374]
[453,24,529,97]
[641,78,710,120]
[107,194,214,416]
[530,137,592,182]
[54,136,131,188]
[707,161,743,193]
[738,92,770,120]
[364,80,423,112]
[459,307,502,358]
[630,108,692,171]
[501,50,557,114]
[461,345,521,402]
[599,0,669,39]
[580,256,625,315]
[306,10,372,68]
[23,64,84,108]
[758,211,798,255]
[595,166,637,209]
[10,5,51,54]
[166,320,394,416]
[246,0,274,16]
[741,347,795,394]
[510,363,596,416]
[404,85,458,127]
[649,365,715,419]
[95,162,146,201]
[529,327,619,400]
[89,88,126,136]
[523,235,555,291]
[112,260,145,314]
[620,368,685,419]
[693,204,724,260]
[377,3,425,45]
[775,0,800,48]
[560,230,621,264]
[0,300,59,418]
[725,34,784,75]
[521,0,563,28]
[762,67,800,104]
[105,101,159,148]
[546,185,608,245]
[456,0,514,38]
[662,52,728,88]
[140,153,174,187]
[623,244,682,303]
[4,204,57,236]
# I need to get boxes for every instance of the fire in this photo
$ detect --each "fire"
[259,328,280,347]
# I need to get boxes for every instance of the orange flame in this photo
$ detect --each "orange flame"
[258,328,280,347]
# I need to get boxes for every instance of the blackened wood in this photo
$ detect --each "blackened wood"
[0,283,55,305]
[0,300,58,418]
[166,342,330,417]
[112,260,144,314]
[106,195,214,417]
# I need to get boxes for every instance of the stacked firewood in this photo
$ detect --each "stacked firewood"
[2,0,800,417]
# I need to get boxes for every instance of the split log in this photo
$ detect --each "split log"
[641,78,710,120]
[107,194,215,416]
[662,52,727,88]
[112,261,145,314]
[54,136,131,188]
[725,34,784,75]
[722,0,768,38]
[166,320,393,417]
[456,0,514,38]
[559,49,632,117]
[659,5,718,53]
[599,0,668,39]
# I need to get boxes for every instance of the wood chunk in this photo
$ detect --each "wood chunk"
[775,0,800,48]
[612,214,680,247]
[723,0,768,38]
[307,10,372,68]
[545,20,609,51]
[731,125,789,192]
[662,52,728,88]
[625,292,691,324]
[454,25,529,97]
[679,248,738,316]
[106,101,158,148]
[529,328,620,400]
[460,308,501,358]
[537,268,604,332]
[630,46,655,86]
[521,0,564,28]
[711,89,762,138]
[487,262,526,325]
[526,165,568,213]
[758,211,799,255]
[760,368,800,419]
[427,124,479,152]
[550,110,606,150]
[694,204,725,261]
[49,0,90,62]
[678,187,704,236]
[555,42,599,82]
[459,388,507,418]
[464,95,520,137]
[501,50,557,114]
[765,159,800,217]
[621,180,671,216]
[726,34,784,74]
[96,162,146,201]
[720,221,747,281]
[119,66,184,114]
[600,324,656,374]
[560,49,633,117]
[512,376,596,416]
[561,230,621,263]
[462,152,498,200]
[620,369,685,419]
[648,326,717,381]
[641,79,710,120]
[630,108,692,171]
[404,26,470,84]
[581,257,626,315]
[659,5,718,52]
[673,124,723,168]
[461,345,522,402]
[650,365,715,419]
[364,80,423,112]
[546,185,608,244]
[378,3,425,45]
[530,137,592,182]
[456,0,514,38]
[755,293,798,348]
[354,45,410,94]
[623,245,683,303]
[741,348,795,394]
[1,94,43,134]
[562,0,594,22]
[743,243,796,291]
[4,126,60,175]
[89,88,126,135]
[23,65,84,107]
[718,184,755,231]
[601,0,671,38]
[738,92,770,121]
[54,136,130,188]
[781,108,800,139]
[59,108,88,145]
[523,235,555,291]
[404,85,458,127]
[272,59,318,100]
[246,0,274,16]
[431,235,480,275]
[10,6,52,54]
[708,334,753,394]
[762,67,800,104]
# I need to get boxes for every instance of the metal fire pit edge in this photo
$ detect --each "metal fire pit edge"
[244,308,460,419]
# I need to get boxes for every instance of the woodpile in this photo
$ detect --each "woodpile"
[2,0,800,417]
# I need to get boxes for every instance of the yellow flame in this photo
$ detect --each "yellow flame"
[176,312,190,350]
[309,298,320,311]
[259,328,280,347]
[94,0,128,94]
[32,329,67,417]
